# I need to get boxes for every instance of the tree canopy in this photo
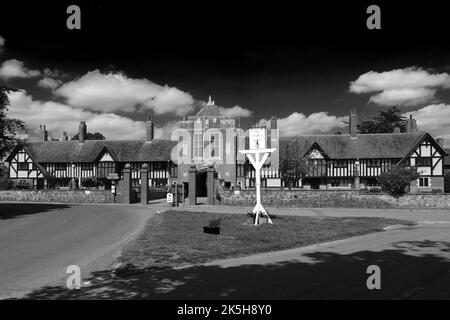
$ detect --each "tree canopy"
[72,132,106,140]
[279,139,314,189]
[0,86,24,161]
[377,165,419,194]
[358,106,407,134]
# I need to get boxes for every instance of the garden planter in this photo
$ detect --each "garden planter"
[203,226,220,234]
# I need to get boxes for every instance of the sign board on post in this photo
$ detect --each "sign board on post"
[249,127,266,150]
[166,193,173,204]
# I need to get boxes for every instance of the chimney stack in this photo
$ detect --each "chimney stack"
[146,114,154,142]
[270,116,278,129]
[436,137,444,148]
[63,131,68,141]
[349,108,358,138]
[407,114,418,133]
[78,121,87,144]
[42,125,48,141]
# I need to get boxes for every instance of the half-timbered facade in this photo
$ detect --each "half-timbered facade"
[6,139,177,189]
[5,110,448,194]
[278,132,447,192]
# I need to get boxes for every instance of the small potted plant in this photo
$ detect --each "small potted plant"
[203,217,222,235]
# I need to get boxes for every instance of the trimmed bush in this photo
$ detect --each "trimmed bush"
[377,166,419,194]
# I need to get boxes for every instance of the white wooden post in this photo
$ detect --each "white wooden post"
[240,148,275,225]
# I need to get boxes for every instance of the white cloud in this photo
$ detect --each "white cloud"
[0,59,41,79]
[404,104,450,147]
[277,112,348,137]
[219,105,252,118]
[37,77,62,90]
[350,67,450,106]
[43,68,65,78]
[369,88,436,106]
[154,121,179,140]
[0,35,5,52]
[55,70,194,115]
[7,90,148,140]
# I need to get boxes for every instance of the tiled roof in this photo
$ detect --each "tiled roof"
[279,133,425,159]
[195,104,222,117]
[23,140,176,163]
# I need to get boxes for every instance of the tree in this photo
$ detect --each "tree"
[72,132,106,140]
[358,106,407,134]
[0,86,25,165]
[377,166,419,194]
[279,139,314,189]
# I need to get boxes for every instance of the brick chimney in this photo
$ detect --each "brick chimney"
[270,116,278,129]
[349,108,358,138]
[146,114,154,142]
[42,125,48,141]
[78,121,87,144]
[407,114,418,133]
[436,137,444,147]
[63,131,68,141]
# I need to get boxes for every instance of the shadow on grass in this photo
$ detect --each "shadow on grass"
[0,203,71,220]
[17,240,450,300]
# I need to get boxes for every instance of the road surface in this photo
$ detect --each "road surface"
[0,203,153,299]
[2,204,450,299]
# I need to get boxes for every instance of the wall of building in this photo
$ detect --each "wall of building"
[409,176,444,193]
[0,190,114,203]
[216,188,450,209]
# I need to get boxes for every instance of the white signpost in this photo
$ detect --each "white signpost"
[167,193,173,204]
[240,127,275,225]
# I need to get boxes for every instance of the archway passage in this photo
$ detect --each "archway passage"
[196,171,207,197]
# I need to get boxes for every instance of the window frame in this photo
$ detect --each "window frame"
[418,177,430,188]
[55,163,66,171]
[17,162,29,171]
[193,132,203,158]
[416,157,432,167]
[334,160,347,168]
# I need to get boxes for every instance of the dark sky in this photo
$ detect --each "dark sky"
[1,0,450,130]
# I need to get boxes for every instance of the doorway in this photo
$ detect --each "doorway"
[310,179,321,190]
[196,171,207,197]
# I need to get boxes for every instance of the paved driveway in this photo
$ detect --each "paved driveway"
[0,203,154,299]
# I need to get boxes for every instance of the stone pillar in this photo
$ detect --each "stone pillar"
[188,166,197,205]
[207,166,215,205]
[140,164,149,204]
[354,160,360,190]
[122,163,132,204]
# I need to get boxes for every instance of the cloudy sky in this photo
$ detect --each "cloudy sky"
[1,1,450,146]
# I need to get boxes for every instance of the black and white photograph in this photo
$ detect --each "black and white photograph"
[0,0,450,309]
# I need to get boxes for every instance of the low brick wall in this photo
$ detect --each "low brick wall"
[0,190,114,203]
[217,188,450,209]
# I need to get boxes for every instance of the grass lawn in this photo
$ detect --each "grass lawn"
[120,211,414,269]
